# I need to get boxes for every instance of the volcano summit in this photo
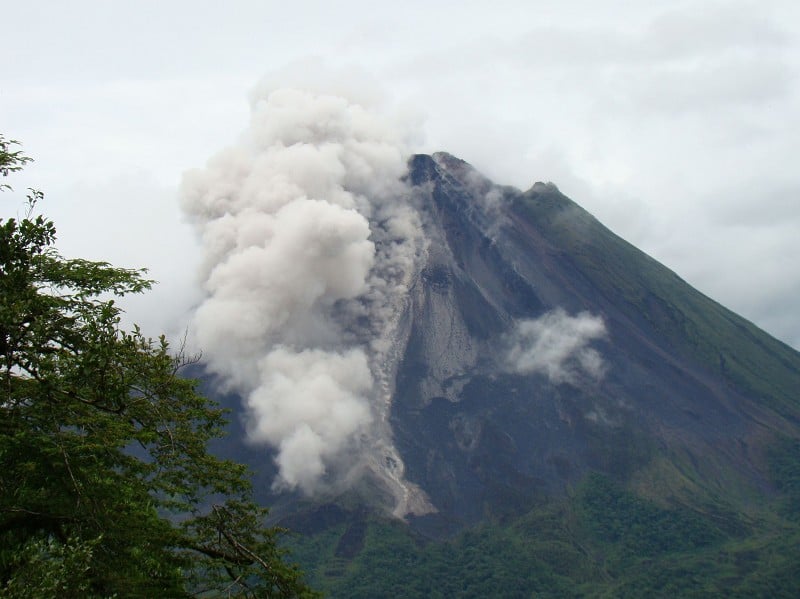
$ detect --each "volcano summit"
[388,151,800,525]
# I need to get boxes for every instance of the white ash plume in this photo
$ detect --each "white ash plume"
[181,79,430,513]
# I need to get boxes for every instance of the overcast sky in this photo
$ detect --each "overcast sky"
[2,0,799,350]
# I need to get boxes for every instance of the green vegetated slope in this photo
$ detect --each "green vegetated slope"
[285,466,800,598]
[512,184,800,423]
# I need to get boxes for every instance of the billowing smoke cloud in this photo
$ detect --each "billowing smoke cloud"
[247,348,373,494]
[180,77,428,503]
[507,308,608,384]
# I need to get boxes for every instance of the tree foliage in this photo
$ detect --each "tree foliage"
[0,138,316,597]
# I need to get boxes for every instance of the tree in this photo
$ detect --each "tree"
[0,137,317,597]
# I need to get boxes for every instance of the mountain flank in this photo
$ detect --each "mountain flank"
[210,152,800,596]
[389,152,800,531]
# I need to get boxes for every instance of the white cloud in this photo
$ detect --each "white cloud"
[507,309,608,384]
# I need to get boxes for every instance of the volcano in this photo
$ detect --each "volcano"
[207,152,800,596]
[390,152,800,526]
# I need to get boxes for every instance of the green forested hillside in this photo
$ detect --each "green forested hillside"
[285,468,800,598]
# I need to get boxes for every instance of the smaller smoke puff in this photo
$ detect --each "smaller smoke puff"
[507,308,607,384]
[247,348,373,493]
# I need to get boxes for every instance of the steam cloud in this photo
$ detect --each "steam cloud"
[507,308,608,384]
[248,348,373,493]
[180,81,425,498]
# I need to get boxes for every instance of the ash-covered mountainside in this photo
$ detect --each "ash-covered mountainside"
[204,151,800,535]
[391,152,800,528]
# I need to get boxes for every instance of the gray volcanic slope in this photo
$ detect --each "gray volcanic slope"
[389,152,800,528]
[207,152,800,534]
